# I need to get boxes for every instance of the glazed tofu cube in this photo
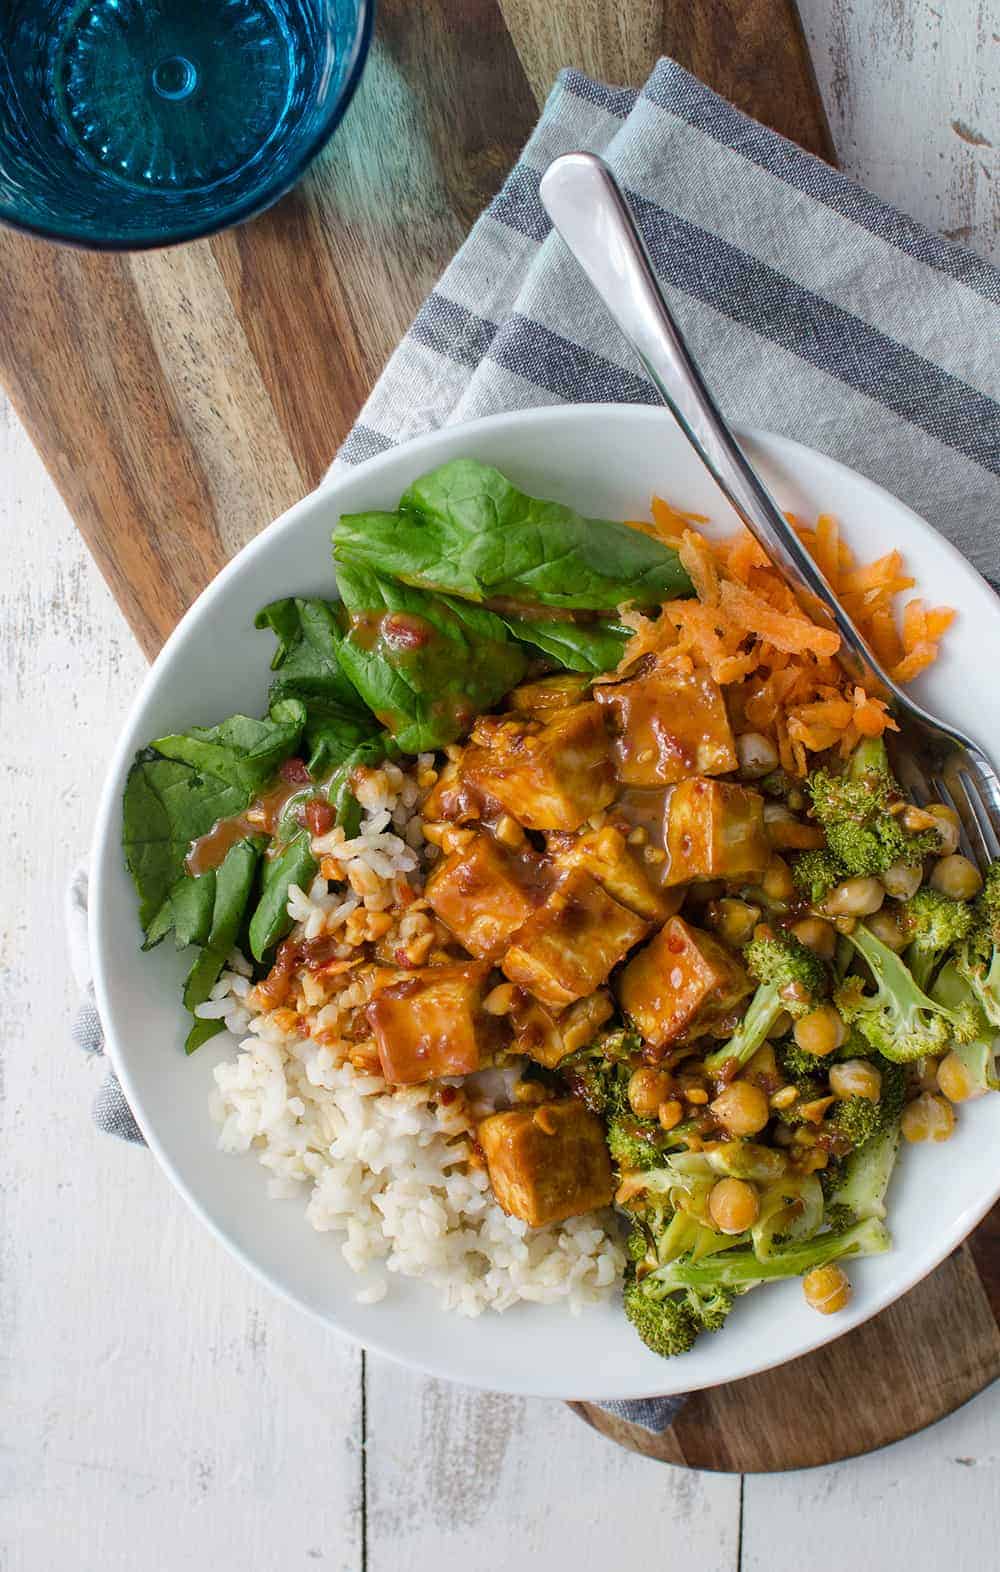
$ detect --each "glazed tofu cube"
[502,868,649,1009]
[479,1100,614,1227]
[594,663,736,787]
[617,916,752,1051]
[510,989,615,1069]
[552,824,671,922]
[367,961,497,1084]
[464,703,615,832]
[425,831,550,960]
[664,777,768,886]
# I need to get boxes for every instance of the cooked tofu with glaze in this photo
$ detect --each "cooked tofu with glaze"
[425,831,551,960]
[367,961,499,1083]
[502,867,649,1008]
[617,915,752,1051]
[478,1100,614,1226]
[664,776,768,885]
[551,823,671,921]
[510,989,615,1068]
[463,703,615,831]
[594,662,736,787]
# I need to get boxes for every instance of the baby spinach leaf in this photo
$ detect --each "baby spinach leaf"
[248,834,318,963]
[151,706,306,796]
[333,560,527,753]
[503,616,632,673]
[257,595,380,774]
[142,867,217,952]
[182,838,263,1013]
[185,1018,226,1056]
[123,753,249,934]
[335,459,692,611]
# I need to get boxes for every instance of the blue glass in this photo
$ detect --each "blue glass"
[0,0,373,249]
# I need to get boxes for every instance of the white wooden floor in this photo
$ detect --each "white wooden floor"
[3,3,998,1567]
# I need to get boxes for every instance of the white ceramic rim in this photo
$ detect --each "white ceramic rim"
[90,404,1000,1399]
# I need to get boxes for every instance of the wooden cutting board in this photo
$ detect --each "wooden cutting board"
[2,0,995,1470]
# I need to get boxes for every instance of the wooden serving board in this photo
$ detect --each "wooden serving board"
[2,0,995,1471]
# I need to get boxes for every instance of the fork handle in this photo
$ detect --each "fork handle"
[538,152,887,696]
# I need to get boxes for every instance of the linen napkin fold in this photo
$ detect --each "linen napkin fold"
[71,56,1000,1435]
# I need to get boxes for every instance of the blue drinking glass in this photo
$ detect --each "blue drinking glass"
[0,0,373,249]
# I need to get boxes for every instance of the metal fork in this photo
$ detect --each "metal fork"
[539,151,1000,872]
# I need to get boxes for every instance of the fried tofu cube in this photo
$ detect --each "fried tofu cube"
[551,824,671,921]
[664,777,768,885]
[464,703,615,832]
[511,989,615,1069]
[479,1100,614,1226]
[367,961,498,1084]
[594,663,736,787]
[617,916,752,1051]
[425,831,550,960]
[502,868,649,1009]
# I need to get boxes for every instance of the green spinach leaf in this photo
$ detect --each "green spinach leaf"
[335,459,692,611]
[142,867,217,952]
[248,834,318,963]
[256,596,379,773]
[333,560,527,753]
[123,753,249,933]
[327,734,399,839]
[503,616,631,673]
[151,706,306,796]
[182,838,263,1013]
[185,1018,226,1056]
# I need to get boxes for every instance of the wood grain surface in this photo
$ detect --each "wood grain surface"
[2,0,997,1491]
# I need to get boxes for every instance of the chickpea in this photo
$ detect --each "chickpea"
[658,1098,685,1131]
[791,916,837,960]
[824,876,885,917]
[710,1080,771,1136]
[803,1264,852,1315]
[766,1009,794,1040]
[930,855,982,901]
[829,1059,883,1102]
[762,855,796,902]
[937,1051,983,1104]
[926,802,961,856]
[793,1005,846,1058]
[865,906,907,952]
[901,1091,956,1143]
[882,860,922,901]
[628,1067,674,1119]
[710,897,762,948]
[736,731,779,779]
[708,1177,760,1234]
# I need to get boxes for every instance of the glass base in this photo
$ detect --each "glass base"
[54,0,297,192]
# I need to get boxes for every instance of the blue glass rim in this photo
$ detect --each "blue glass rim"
[0,0,375,253]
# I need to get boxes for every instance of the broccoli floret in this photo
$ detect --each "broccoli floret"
[835,921,979,1062]
[624,1217,891,1356]
[561,1030,639,1116]
[900,887,976,992]
[806,738,938,878]
[826,1058,906,1150]
[607,1113,674,1171]
[791,847,845,905]
[824,1120,902,1227]
[703,930,827,1077]
[955,860,1000,1029]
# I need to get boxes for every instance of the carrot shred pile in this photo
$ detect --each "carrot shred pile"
[617,500,956,776]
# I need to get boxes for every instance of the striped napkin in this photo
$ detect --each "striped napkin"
[72,56,1000,1432]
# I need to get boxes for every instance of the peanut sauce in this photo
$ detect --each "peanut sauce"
[186,777,311,876]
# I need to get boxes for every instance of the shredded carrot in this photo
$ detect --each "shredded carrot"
[619,496,954,774]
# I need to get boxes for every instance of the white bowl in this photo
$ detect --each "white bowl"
[91,404,1000,1399]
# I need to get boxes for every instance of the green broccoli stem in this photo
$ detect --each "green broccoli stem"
[906,945,938,994]
[647,1216,890,1295]
[826,1121,901,1224]
[848,736,889,780]
[842,921,974,1061]
[703,983,780,1077]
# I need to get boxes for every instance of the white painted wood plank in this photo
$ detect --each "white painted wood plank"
[742,1386,1000,1572]
[799,0,999,264]
[0,396,363,1572]
[365,1362,741,1571]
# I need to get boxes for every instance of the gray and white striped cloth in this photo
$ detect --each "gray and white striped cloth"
[72,56,1000,1431]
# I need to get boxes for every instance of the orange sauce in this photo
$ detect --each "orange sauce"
[186,778,307,876]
